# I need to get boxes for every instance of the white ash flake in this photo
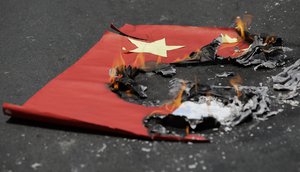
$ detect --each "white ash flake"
[141,147,151,152]
[98,143,107,153]
[188,162,198,169]
[172,98,232,123]
[31,163,42,170]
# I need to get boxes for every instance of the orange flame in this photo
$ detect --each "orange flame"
[113,83,119,89]
[125,90,133,97]
[173,54,189,62]
[132,53,145,68]
[164,83,186,112]
[112,53,125,69]
[149,83,186,116]
[156,56,162,65]
[186,126,190,135]
[265,35,276,45]
[235,15,252,40]
[109,54,126,83]
[230,75,243,97]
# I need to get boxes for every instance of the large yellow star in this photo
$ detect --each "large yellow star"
[127,38,184,57]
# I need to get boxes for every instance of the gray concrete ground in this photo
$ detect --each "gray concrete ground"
[1,0,300,171]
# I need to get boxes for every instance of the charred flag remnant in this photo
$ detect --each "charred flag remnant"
[2,17,296,142]
[143,78,276,137]
[109,65,148,99]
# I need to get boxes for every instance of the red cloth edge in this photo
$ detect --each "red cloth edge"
[2,103,207,142]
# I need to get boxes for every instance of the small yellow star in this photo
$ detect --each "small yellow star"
[128,38,184,57]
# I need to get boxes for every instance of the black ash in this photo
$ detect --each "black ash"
[109,65,148,99]
[235,34,289,70]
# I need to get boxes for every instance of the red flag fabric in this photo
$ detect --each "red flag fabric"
[2,24,249,142]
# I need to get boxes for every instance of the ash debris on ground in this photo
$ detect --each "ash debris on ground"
[271,59,300,106]
[272,59,300,91]
[144,78,278,136]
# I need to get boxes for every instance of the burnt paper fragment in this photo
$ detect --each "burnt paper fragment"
[227,86,272,125]
[235,34,290,69]
[272,59,300,91]
[253,61,277,70]
[116,77,148,98]
[153,65,176,77]
[109,65,148,99]
[172,36,222,66]
[168,78,235,102]
[189,36,222,62]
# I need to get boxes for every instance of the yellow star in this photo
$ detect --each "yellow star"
[127,38,184,57]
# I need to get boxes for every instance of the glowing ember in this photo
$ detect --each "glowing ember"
[265,35,277,45]
[125,90,133,97]
[229,75,243,97]
[114,82,119,89]
[185,126,190,135]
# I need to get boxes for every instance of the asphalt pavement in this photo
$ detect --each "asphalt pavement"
[0,0,300,171]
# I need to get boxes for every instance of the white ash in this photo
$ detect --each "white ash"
[280,100,299,107]
[172,98,231,126]
[31,163,42,170]
[141,147,151,152]
[172,86,277,127]
[278,89,299,100]
[254,61,277,70]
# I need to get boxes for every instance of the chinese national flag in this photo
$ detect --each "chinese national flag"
[2,24,249,142]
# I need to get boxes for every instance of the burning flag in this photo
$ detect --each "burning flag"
[2,20,290,142]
